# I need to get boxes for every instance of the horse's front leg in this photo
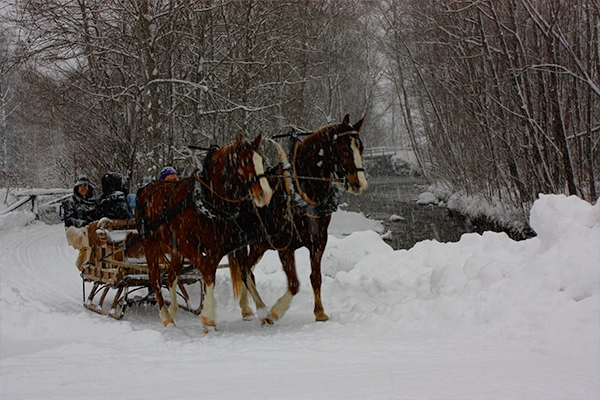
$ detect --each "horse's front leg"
[243,264,275,325]
[166,250,184,319]
[310,240,329,322]
[194,255,220,333]
[229,248,256,320]
[231,246,271,323]
[145,245,174,326]
[238,282,253,320]
[270,249,299,320]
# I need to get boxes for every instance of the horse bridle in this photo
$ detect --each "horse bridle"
[291,126,365,207]
[329,129,366,177]
[226,148,268,191]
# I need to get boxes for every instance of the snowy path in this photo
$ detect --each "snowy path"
[1,195,599,399]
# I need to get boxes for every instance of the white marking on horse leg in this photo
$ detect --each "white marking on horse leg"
[270,290,294,320]
[201,283,216,328]
[245,276,272,323]
[351,138,368,193]
[167,278,179,319]
[159,305,174,326]
[252,151,273,207]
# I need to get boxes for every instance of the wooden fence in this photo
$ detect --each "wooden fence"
[0,189,72,219]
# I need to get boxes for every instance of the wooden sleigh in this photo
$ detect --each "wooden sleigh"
[79,219,208,320]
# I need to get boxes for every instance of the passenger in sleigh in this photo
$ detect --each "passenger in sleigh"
[63,175,97,228]
[95,172,148,260]
[125,166,178,218]
[62,175,99,269]
[97,172,130,220]
[158,166,178,181]
[95,171,136,230]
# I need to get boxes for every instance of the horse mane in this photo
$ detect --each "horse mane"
[311,123,337,137]
[201,145,221,179]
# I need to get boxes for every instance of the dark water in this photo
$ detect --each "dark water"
[339,175,501,250]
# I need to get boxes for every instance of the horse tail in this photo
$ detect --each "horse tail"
[228,252,243,299]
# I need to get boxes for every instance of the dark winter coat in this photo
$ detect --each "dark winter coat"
[62,176,98,228]
[96,172,130,220]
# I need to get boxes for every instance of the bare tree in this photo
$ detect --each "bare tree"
[7,0,376,188]
[377,0,599,225]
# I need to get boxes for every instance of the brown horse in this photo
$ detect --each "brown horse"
[229,114,367,323]
[135,131,273,330]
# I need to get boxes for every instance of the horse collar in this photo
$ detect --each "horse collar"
[292,140,319,206]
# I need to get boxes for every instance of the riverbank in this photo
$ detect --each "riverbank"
[339,175,533,250]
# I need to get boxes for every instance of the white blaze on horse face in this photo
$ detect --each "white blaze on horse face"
[251,151,273,207]
[350,137,368,194]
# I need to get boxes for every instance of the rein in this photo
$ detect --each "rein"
[264,173,341,184]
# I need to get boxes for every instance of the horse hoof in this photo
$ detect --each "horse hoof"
[242,311,255,321]
[159,306,174,326]
[315,314,329,322]
[201,316,217,333]
[269,309,280,321]
[202,324,217,334]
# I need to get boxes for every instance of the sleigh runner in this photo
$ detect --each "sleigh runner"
[79,219,208,320]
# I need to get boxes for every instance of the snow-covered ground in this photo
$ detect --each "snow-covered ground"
[1,194,599,399]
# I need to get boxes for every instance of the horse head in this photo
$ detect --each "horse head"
[326,114,368,195]
[223,130,273,208]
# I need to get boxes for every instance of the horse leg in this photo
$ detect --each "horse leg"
[228,249,255,319]
[167,277,179,318]
[270,249,299,320]
[166,251,184,319]
[238,283,252,319]
[244,244,272,324]
[243,267,273,325]
[146,245,174,326]
[310,243,329,322]
[195,256,219,332]
[231,246,271,322]
[201,281,217,332]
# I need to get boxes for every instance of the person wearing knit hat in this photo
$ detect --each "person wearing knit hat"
[159,166,178,181]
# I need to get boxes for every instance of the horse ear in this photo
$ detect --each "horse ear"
[353,116,365,132]
[235,130,245,144]
[250,131,263,148]
[342,114,350,126]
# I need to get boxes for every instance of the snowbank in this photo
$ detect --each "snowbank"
[323,194,599,339]
[0,210,37,231]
